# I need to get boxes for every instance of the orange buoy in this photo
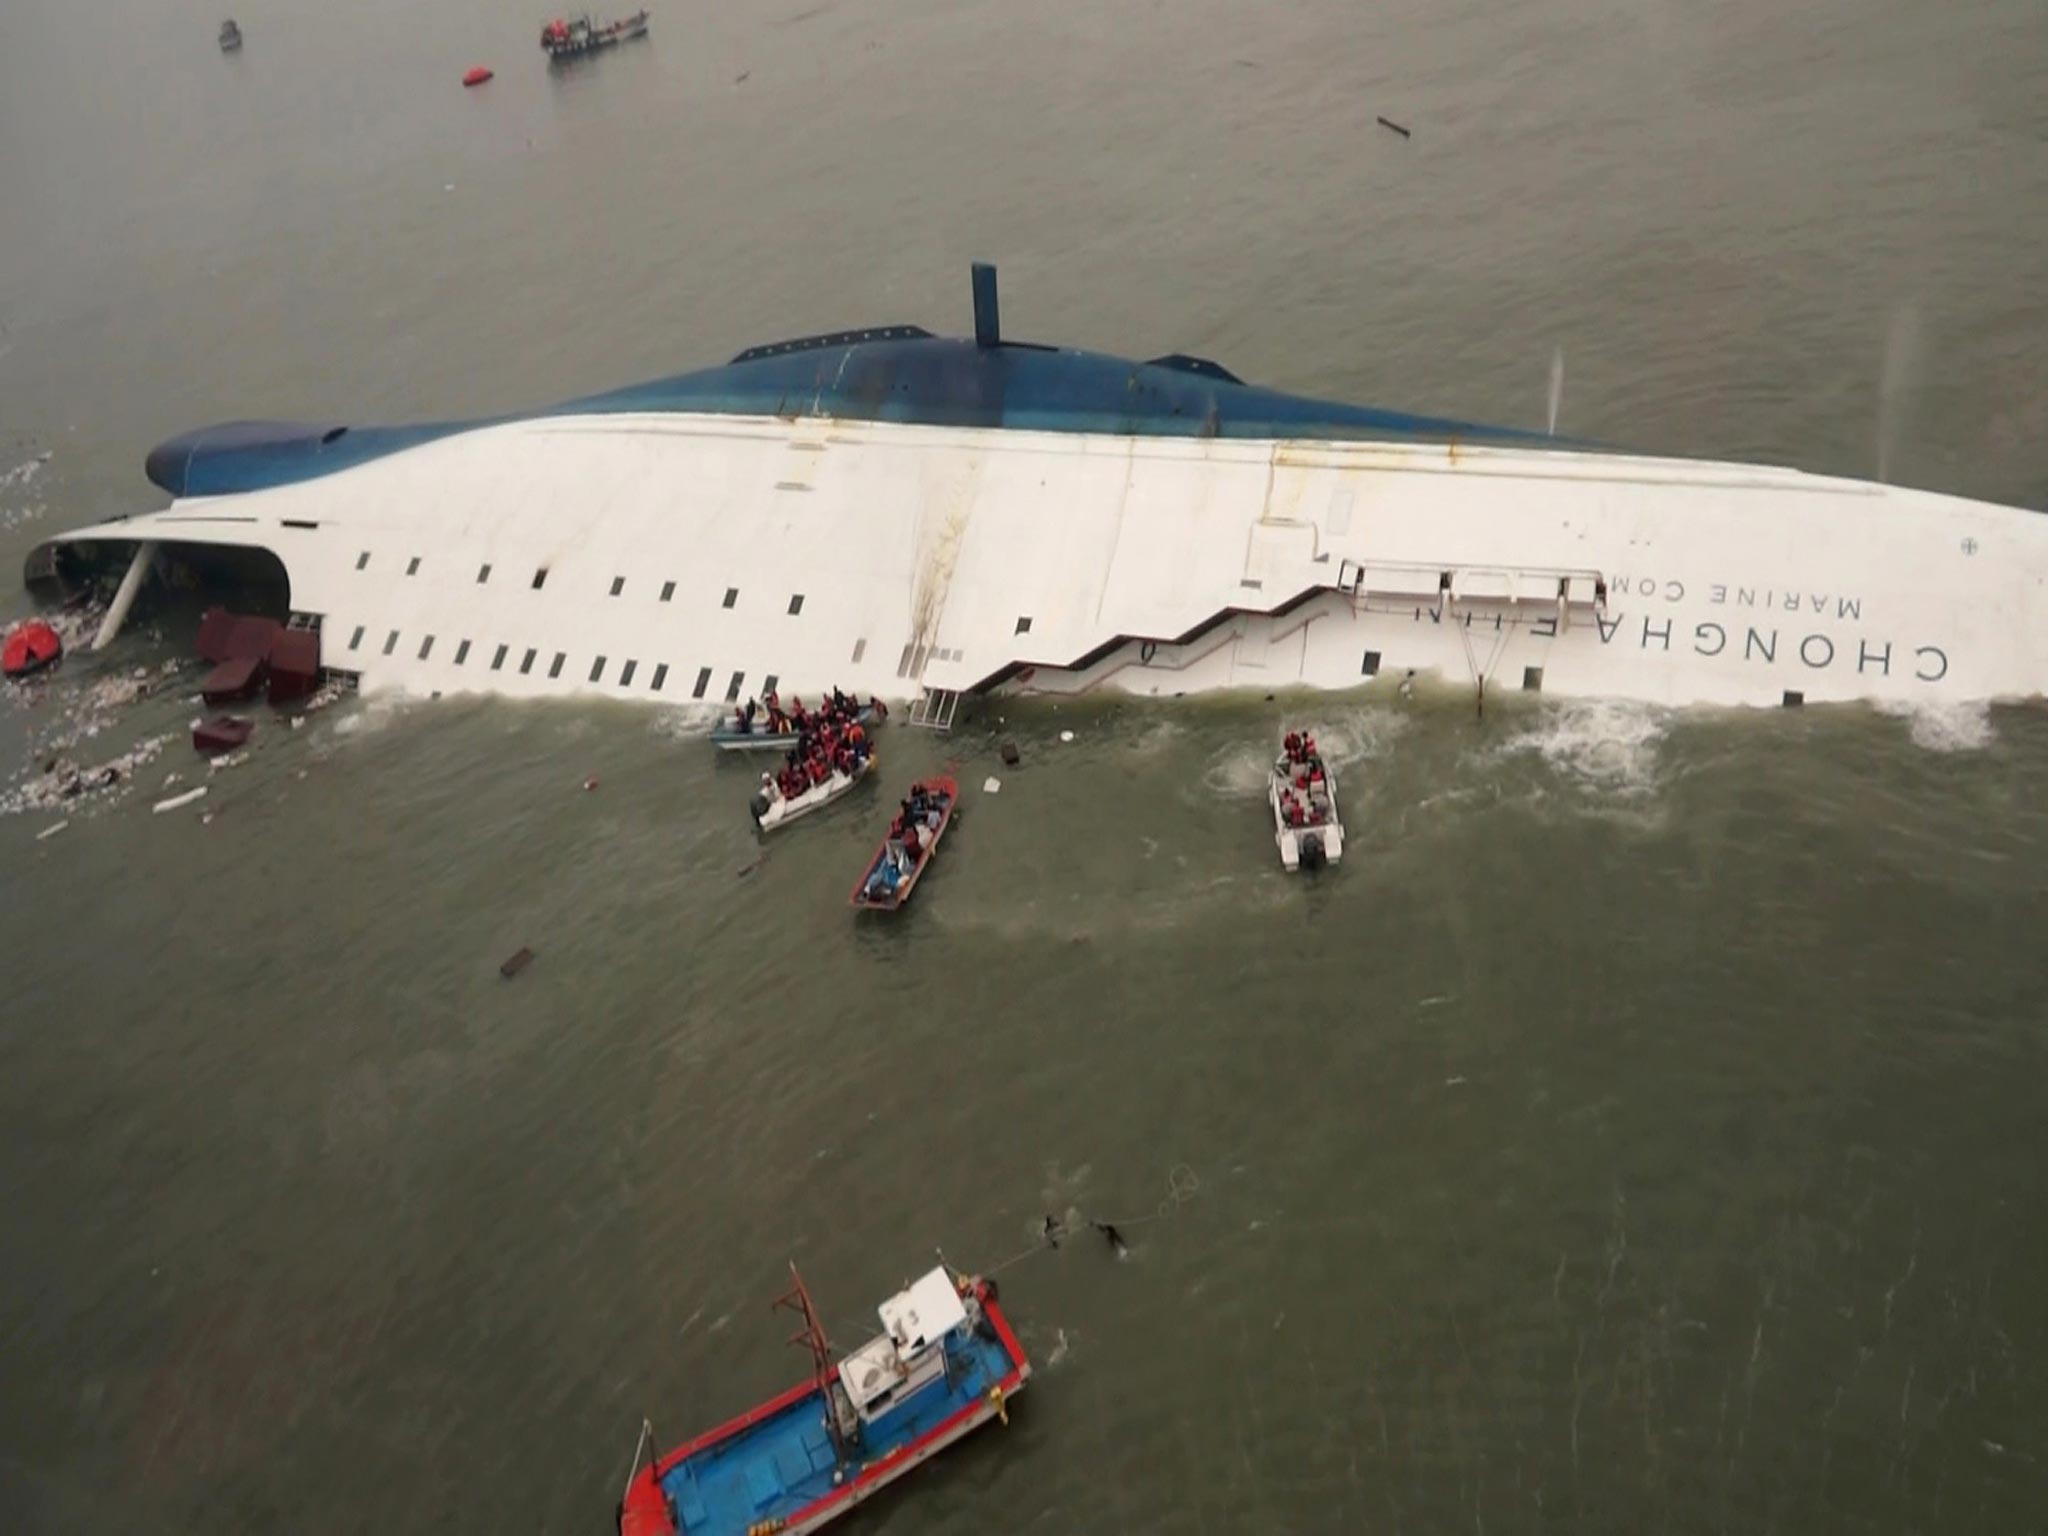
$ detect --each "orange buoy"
[462,66,494,87]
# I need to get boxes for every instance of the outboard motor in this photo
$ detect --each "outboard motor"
[1299,833,1326,871]
[748,791,770,824]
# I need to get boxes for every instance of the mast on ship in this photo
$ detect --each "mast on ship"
[773,1263,851,1461]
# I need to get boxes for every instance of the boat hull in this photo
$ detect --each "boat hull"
[753,754,874,833]
[634,1280,1028,1536]
[851,777,956,910]
[32,290,2046,718]
[1270,751,1342,872]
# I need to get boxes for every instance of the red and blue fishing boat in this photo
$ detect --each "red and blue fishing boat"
[617,1264,1029,1536]
[850,776,956,909]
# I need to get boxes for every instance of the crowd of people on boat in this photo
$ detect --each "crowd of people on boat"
[747,689,878,805]
[861,782,950,900]
[1276,729,1332,828]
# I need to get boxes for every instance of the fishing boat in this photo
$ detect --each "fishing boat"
[751,753,876,833]
[851,777,955,910]
[540,9,650,60]
[712,699,883,752]
[218,18,242,51]
[1270,732,1342,872]
[617,1264,1028,1536]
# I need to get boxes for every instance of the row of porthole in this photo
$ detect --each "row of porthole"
[352,551,804,616]
[344,623,767,702]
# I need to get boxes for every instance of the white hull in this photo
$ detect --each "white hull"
[42,411,2047,714]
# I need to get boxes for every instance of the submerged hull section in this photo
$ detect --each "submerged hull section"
[35,403,2044,713]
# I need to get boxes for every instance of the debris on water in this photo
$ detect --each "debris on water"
[1000,739,1021,766]
[1377,115,1412,139]
[1093,1220,1129,1258]
[3,733,167,818]
[36,820,68,841]
[582,774,599,791]
[735,858,761,878]
[152,785,207,815]
[499,946,536,979]
[1444,1075,1467,1086]
[734,69,751,83]
[208,751,249,772]
[1041,1215,1063,1249]
[1059,730,1075,743]
[983,776,1001,794]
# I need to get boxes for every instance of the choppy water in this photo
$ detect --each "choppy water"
[3,0,2046,1531]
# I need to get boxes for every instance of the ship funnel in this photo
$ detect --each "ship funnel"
[971,262,1001,348]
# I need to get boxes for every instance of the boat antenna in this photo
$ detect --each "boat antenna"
[772,1263,847,1461]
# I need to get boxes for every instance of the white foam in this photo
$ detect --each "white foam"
[1200,742,1273,798]
[1875,698,1994,754]
[1494,698,1670,792]
[1307,707,1409,767]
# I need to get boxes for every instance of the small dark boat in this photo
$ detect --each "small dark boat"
[3,619,62,680]
[218,19,242,51]
[851,776,956,911]
[539,8,650,60]
[193,715,253,755]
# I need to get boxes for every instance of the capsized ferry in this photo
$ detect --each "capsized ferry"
[618,1265,1028,1536]
[25,266,2046,719]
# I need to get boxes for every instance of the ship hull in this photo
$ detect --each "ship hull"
[32,405,2042,715]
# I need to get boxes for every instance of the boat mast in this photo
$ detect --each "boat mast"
[773,1263,846,1461]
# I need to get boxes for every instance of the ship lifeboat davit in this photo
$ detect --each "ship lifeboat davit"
[3,619,62,681]
[463,65,494,87]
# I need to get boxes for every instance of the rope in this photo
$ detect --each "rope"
[618,1416,655,1501]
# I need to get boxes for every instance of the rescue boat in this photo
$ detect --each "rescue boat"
[851,776,956,910]
[1269,732,1342,871]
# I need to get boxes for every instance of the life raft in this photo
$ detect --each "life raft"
[2,619,62,680]
[462,66,494,87]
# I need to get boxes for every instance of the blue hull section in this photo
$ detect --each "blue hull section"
[658,1326,1015,1535]
[144,331,1561,500]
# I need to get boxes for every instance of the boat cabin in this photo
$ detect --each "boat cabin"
[834,1268,965,1432]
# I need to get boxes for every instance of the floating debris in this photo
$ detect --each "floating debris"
[1376,115,1411,139]
[499,946,536,978]
[1,733,168,818]
[152,785,207,815]
[582,774,600,792]
[1059,730,1075,744]
[999,739,1021,766]
[36,820,68,841]
[983,776,1001,794]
